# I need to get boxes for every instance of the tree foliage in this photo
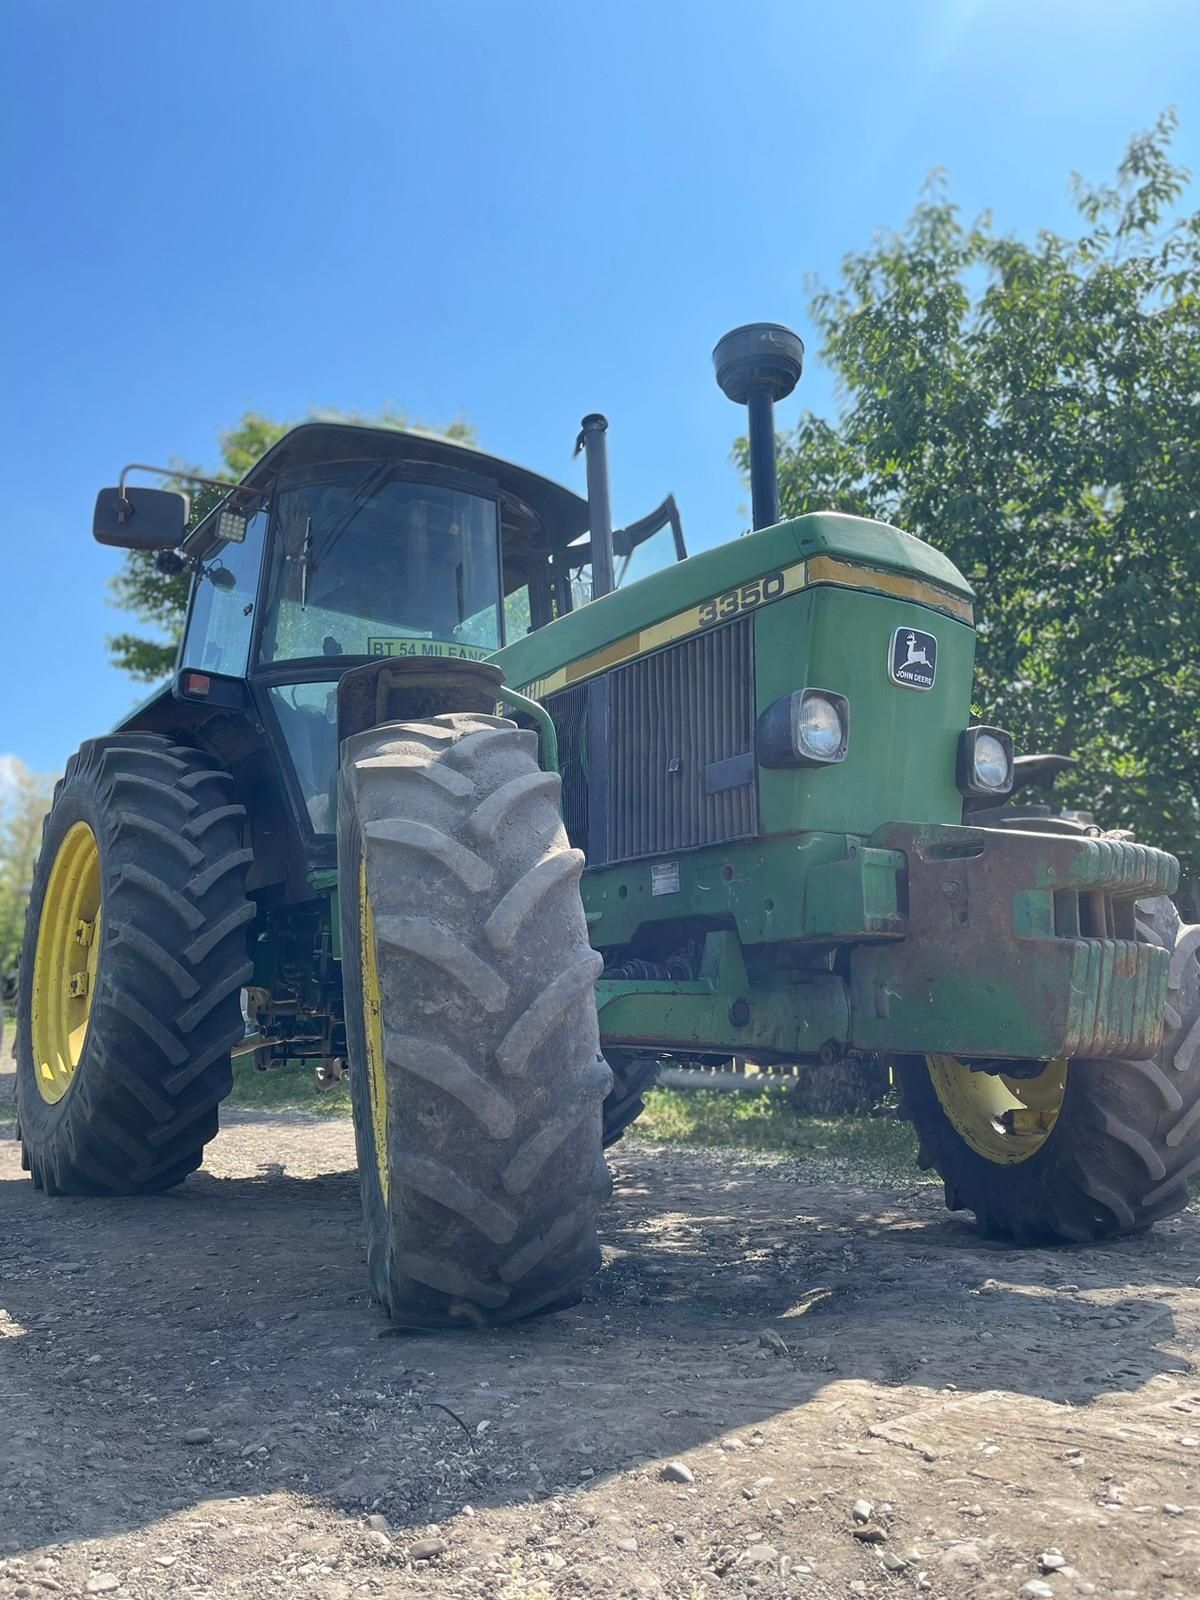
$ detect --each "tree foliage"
[741,110,1200,872]
[0,759,54,987]
[107,409,475,681]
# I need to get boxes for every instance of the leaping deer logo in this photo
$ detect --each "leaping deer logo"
[903,631,930,667]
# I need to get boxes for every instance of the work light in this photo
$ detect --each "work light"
[216,509,248,544]
[958,726,1014,796]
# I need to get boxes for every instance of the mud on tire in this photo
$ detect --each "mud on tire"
[16,735,253,1195]
[339,713,612,1329]
[898,896,1200,1242]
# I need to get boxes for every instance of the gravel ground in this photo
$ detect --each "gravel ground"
[2,1062,1199,1600]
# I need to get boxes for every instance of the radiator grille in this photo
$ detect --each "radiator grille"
[607,616,756,861]
[546,616,758,865]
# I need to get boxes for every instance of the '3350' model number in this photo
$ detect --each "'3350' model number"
[697,571,786,627]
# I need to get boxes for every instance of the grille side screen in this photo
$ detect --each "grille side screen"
[545,682,589,853]
[608,615,756,862]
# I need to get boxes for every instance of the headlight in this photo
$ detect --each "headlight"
[957,725,1014,797]
[757,688,850,768]
[972,734,1010,790]
[796,694,845,760]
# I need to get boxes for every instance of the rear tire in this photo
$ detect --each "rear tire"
[786,1057,891,1117]
[16,735,253,1195]
[338,713,612,1329]
[898,896,1200,1242]
[601,1051,659,1147]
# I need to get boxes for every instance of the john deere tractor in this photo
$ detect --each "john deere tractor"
[17,325,1200,1328]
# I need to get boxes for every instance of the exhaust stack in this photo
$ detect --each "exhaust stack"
[575,413,616,599]
[713,323,804,531]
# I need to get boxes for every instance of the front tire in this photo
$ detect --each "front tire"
[339,713,612,1328]
[16,736,253,1195]
[898,896,1200,1242]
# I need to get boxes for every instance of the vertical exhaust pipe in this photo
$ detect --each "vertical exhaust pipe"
[713,323,805,531]
[576,413,616,599]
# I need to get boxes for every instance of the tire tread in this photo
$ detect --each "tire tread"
[339,712,610,1328]
[15,734,251,1196]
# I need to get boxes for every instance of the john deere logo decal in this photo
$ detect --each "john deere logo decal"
[889,627,937,690]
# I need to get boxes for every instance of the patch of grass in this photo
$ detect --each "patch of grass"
[222,1063,920,1184]
[631,1086,924,1184]
[226,1056,352,1117]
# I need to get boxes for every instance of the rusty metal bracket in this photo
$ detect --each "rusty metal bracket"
[848,823,1178,1061]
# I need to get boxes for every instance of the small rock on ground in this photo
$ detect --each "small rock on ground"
[741,1544,777,1564]
[409,1538,446,1561]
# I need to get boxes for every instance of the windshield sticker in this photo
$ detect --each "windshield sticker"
[367,639,491,661]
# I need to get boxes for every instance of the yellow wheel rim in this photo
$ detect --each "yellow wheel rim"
[926,1054,1068,1165]
[359,856,389,1200]
[30,821,103,1104]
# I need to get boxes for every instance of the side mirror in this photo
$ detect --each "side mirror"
[93,486,189,551]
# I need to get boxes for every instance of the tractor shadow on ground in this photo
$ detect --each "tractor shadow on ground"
[0,1121,1196,1557]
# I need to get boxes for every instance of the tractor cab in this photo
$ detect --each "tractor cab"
[96,423,596,861]
[175,423,596,666]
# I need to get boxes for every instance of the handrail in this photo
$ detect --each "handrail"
[498,685,559,773]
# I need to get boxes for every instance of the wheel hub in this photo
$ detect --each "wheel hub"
[925,1054,1067,1164]
[30,821,103,1104]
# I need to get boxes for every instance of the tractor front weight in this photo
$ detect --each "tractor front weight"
[594,823,1178,1067]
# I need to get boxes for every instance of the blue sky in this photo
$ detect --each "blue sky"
[1,0,1197,776]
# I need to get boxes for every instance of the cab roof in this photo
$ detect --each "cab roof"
[188,421,591,549]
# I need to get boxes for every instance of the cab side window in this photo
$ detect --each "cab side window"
[504,584,534,640]
[501,551,559,639]
[180,509,269,677]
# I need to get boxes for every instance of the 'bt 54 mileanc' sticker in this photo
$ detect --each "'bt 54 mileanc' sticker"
[367,638,491,660]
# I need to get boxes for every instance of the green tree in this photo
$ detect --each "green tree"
[743,110,1200,872]
[108,409,475,681]
[0,758,54,987]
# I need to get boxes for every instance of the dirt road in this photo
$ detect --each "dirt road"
[2,1080,1199,1599]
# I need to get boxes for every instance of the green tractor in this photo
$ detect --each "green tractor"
[16,324,1200,1329]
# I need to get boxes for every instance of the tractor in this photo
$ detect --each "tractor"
[15,323,1200,1330]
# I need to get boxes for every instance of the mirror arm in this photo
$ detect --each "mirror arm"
[116,463,257,529]
[611,494,687,563]
[119,463,243,500]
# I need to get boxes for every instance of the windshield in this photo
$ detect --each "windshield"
[260,467,502,662]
